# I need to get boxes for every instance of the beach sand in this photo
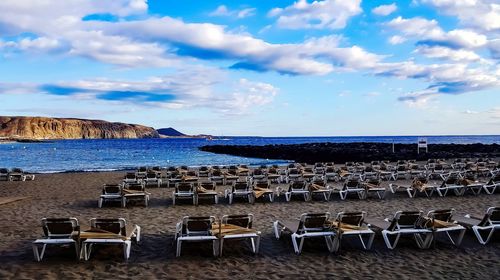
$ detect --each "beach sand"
[0,171,499,279]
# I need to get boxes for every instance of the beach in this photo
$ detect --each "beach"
[0,171,499,279]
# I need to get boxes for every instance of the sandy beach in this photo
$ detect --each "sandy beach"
[0,171,499,279]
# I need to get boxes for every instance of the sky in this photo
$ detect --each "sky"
[1,0,500,136]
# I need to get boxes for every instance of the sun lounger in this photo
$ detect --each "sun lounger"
[9,168,26,181]
[339,178,366,200]
[214,214,261,256]
[273,212,337,254]
[173,182,196,205]
[253,181,275,202]
[389,177,437,198]
[175,216,218,257]
[0,168,10,181]
[209,170,225,185]
[483,173,500,194]
[81,218,140,261]
[32,218,80,261]
[224,170,240,185]
[366,211,433,249]
[123,172,138,184]
[330,212,374,250]
[423,209,466,247]
[455,207,500,245]
[324,167,339,182]
[437,172,465,196]
[362,178,386,199]
[144,171,162,187]
[225,181,254,204]
[123,182,149,207]
[308,180,332,201]
[284,180,310,201]
[196,181,218,204]
[98,184,125,208]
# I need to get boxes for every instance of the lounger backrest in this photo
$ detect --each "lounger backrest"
[211,170,222,177]
[427,209,454,222]
[91,218,126,236]
[125,172,136,179]
[336,212,366,226]
[288,168,300,175]
[254,182,270,189]
[0,168,8,174]
[325,167,336,174]
[300,213,330,232]
[11,168,23,173]
[268,168,278,174]
[366,178,380,186]
[344,178,359,189]
[289,181,306,191]
[167,167,176,172]
[146,172,157,179]
[233,181,250,191]
[491,173,500,183]
[42,218,79,238]
[389,211,423,230]
[126,182,144,191]
[103,184,122,195]
[486,207,500,225]
[183,216,215,235]
[176,183,193,192]
[222,214,253,228]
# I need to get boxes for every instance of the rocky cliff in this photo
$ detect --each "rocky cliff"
[0,116,159,139]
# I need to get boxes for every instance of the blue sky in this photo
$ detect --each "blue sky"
[1,0,500,136]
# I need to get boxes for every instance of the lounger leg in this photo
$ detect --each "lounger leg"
[172,193,176,205]
[473,226,495,245]
[291,233,301,254]
[382,231,400,249]
[135,225,141,243]
[124,241,131,260]
[74,242,80,260]
[122,197,126,208]
[366,232,375,250]
[339,191,346,200]
[98,198,103,208]
[215,195,218,204]
[213,240,219,257]
[253,236,260,254]
[32,243,41,262]
[273,221,282,239]
[285,192,290,202]
[176,239,182,257]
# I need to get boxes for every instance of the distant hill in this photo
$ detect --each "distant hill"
[157,127,186,137]
[0,116,159,140]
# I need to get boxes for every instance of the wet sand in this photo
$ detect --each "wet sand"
[0,171,499,279]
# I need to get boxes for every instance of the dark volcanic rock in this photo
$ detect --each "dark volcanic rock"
[200,142,500,163]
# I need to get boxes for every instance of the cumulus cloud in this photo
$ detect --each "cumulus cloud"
[268,0,362,30]
[414,45,482,62]
[420,0,500,31]
[389,35,406,45]
[209,5,256,19]
[372,3,397,16]
[386,17,488,49]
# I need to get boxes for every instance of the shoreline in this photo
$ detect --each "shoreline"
[200,142,500,163]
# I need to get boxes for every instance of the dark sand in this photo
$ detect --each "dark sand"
[0,172,499,279]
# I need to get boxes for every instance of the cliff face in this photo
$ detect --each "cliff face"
[0,116,159,139]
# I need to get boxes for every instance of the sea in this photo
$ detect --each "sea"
[1,135,499,173]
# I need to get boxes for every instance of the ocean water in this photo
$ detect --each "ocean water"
[0,135,499,173]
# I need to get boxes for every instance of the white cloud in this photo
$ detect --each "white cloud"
[389,35,406,45]
[268,0,362,30]
[0,67,279,115]
[386,17,488,49]
[209,5,256,19]
[420,0,500,31]
[372,3,397,16]
[414,45,482,62]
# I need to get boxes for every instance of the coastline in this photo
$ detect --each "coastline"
[200,142,500,163]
